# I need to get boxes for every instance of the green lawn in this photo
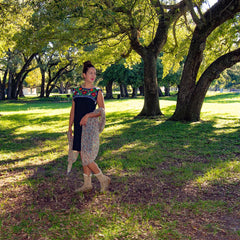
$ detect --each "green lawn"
[0,92,239,239]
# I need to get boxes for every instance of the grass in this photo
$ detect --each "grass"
[0,92,240,239]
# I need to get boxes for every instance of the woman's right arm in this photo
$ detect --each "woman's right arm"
[69,100,75,136]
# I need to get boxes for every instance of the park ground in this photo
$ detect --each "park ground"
[0,92,239,239]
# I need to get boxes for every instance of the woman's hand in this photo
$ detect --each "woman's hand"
[80,114,89,126]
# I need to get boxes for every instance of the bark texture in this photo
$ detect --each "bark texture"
[170,0,240,121]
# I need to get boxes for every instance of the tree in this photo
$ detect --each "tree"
[170,0,240,121]
[101,64,119,99]
[0,49,37,99]
[0,0,34,100]
[45,58,75,97]
[160,57,184,96]
[27,0,190,116]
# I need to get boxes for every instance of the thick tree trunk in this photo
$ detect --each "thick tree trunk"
[170,0,240,122]
[187,48,240,121]
[105,80,114,99]
[138,53,162,116]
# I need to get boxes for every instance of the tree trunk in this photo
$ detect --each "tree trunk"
[45,62,72,97]
[0,78,4,101]
[131,87,138,98]
[13,53,37,99]
[36,55,46,98]
[164,85,170,96]
[40,68,45,98]
[60,81,64,94]
[120,84,128,97]
[46,79,53,98]
[19,85,24,97]
[11,78,18,99]
[7,72,13,99]
[124,85,129,98]
[158,87,163,97]
[139,86,144,96]
[0,69,8,100]
[16,71,30,98]
[186,48,240,121]
[170,0,240,122]
[105,80,114,99]
[138,53,162,116]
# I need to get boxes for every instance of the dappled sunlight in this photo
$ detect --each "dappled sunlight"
[1,94,240,239]
[213,125,239,135]
[2,108,70,116]
[0,148,68,187]
[195,160,240,186]
[201,102,240,120]
[105,99,143,114]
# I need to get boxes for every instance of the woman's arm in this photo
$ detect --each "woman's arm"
[80,90,105,126]
[69,100,75,135]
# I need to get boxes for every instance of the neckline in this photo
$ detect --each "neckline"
[81,85,95,89]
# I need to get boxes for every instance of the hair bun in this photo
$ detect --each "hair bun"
[83,60,95,73]
[84,61,92,67]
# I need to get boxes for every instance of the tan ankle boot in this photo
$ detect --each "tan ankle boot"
[95,172,111,192]
[75,174,93,192]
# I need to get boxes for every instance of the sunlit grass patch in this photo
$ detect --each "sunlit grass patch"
[196,160,240,186]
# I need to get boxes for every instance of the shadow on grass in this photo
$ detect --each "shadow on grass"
[0,100,72,112]
[0,112,69,154]
[0,101,240,239]
[204,92,240,103]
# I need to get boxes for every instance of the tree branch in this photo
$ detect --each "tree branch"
[198,48,240,86]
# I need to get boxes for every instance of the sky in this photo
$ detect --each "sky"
[202,0,218,11]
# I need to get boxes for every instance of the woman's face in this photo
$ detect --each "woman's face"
[83,67,96,84]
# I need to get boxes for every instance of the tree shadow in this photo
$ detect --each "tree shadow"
[0,100,72,113]
[204,92,240,103]
[1,103,239,239]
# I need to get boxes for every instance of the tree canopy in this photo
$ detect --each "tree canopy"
[0,0,239,121]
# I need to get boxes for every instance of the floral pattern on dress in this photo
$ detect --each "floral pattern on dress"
[73,87,99,102]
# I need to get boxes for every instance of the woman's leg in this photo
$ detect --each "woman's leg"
[86,162,110,192]
[86,162,100,174]
[75,152,93,192]
[83,165,92,175]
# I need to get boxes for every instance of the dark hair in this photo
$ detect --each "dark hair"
[83,61,95,74]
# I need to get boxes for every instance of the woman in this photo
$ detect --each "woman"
[68,61,110,192]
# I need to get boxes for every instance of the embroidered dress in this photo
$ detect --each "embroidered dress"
[67,108,105,172]
[72,87,100,151]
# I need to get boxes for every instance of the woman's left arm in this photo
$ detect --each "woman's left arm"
[80,90,105,126]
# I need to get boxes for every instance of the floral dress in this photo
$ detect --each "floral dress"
[72,87,100,151]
